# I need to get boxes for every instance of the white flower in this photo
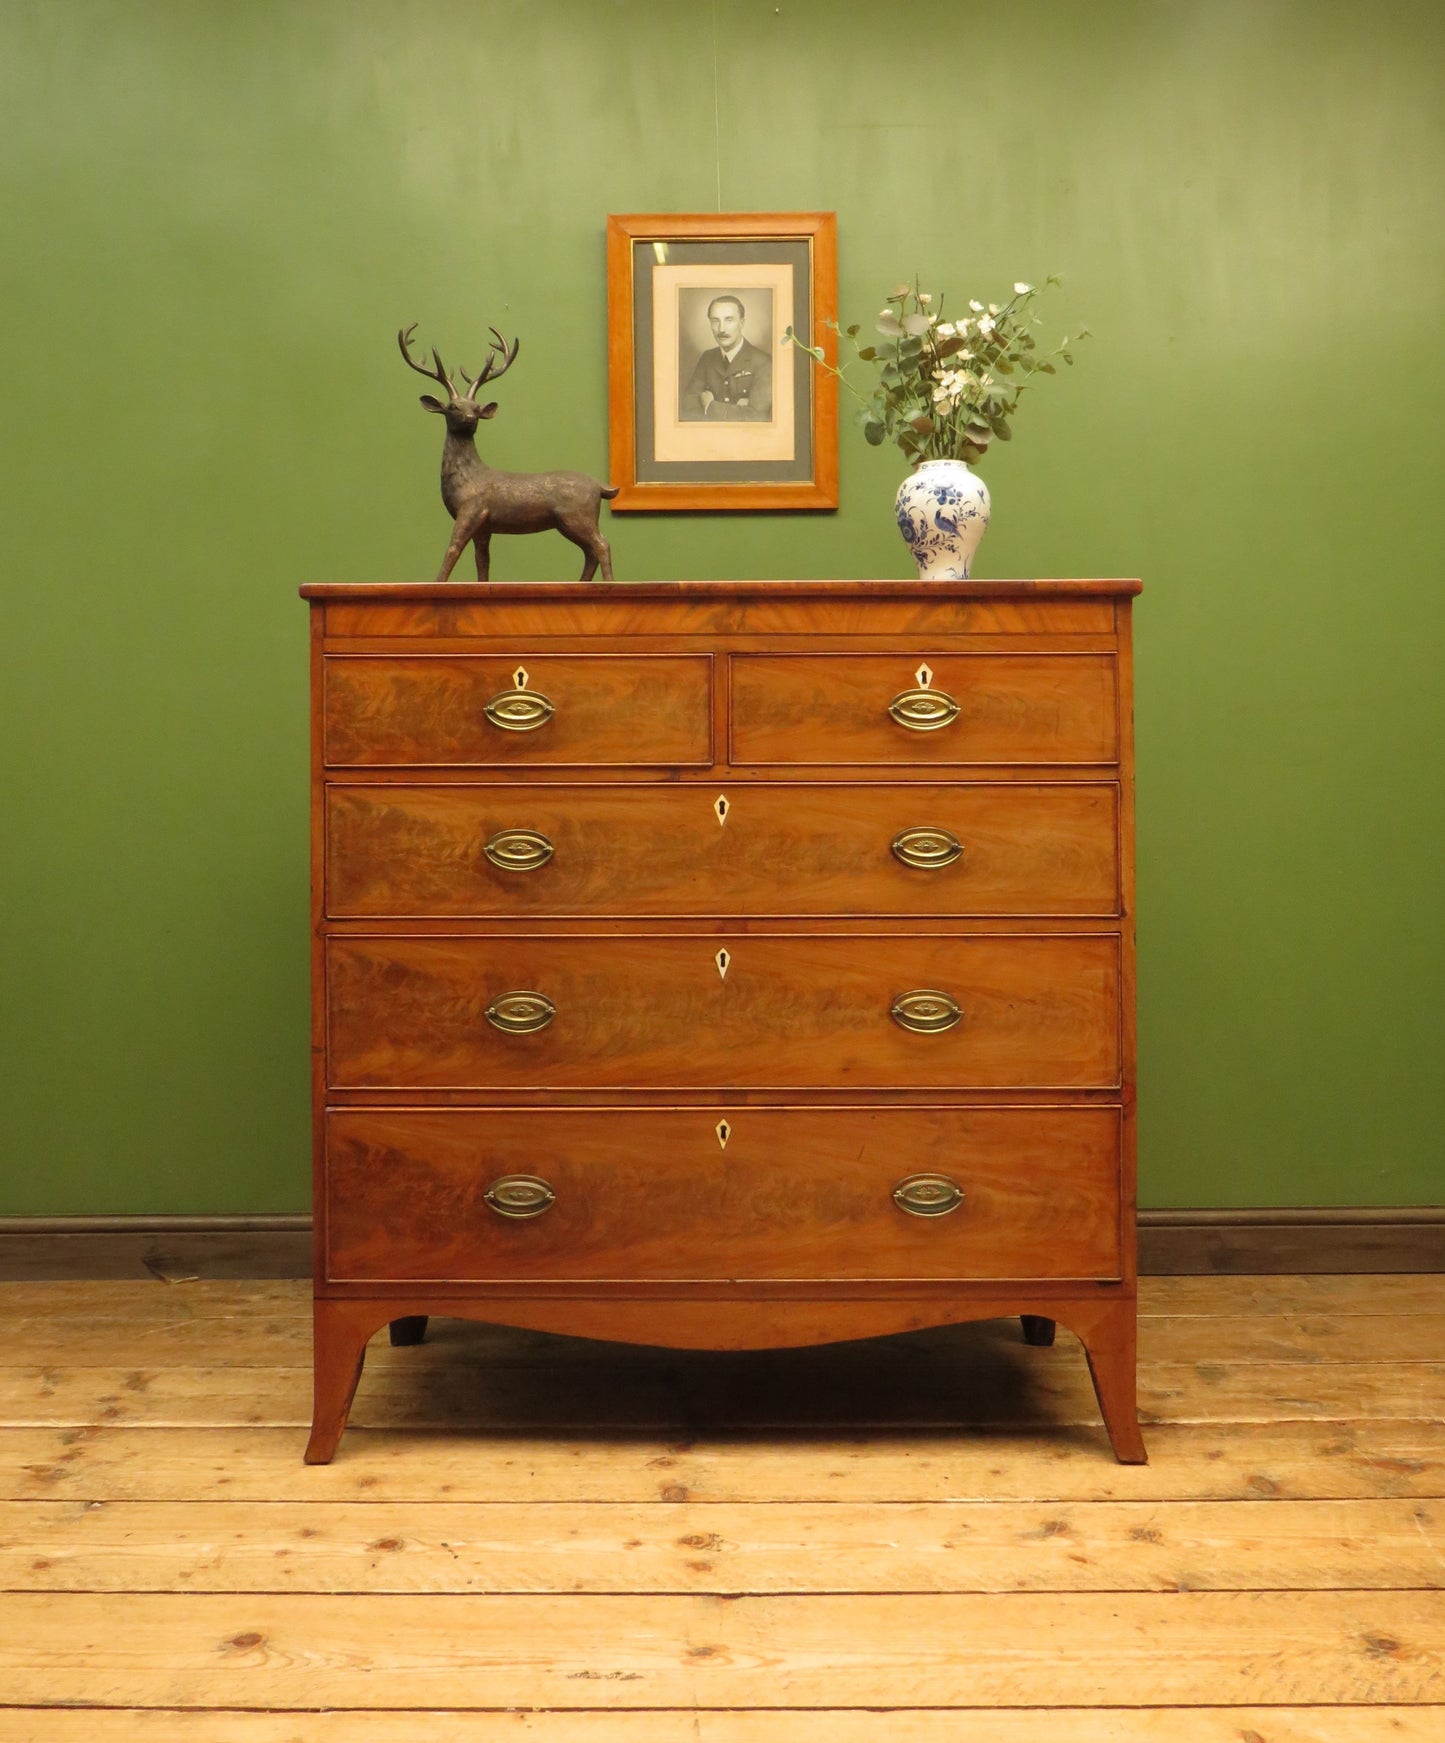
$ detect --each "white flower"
[988,303,999,315]
[968,299,984,312]
[935,322,957,338]
[918,292,933,304]
[976,314,995,336]
[1014,282,1032,294]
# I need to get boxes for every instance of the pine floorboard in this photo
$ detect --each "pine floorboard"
[0,1275,1440,1735]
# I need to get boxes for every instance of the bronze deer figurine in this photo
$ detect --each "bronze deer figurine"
[399,324,617,584]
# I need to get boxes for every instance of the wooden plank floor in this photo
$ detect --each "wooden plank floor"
[0,1276,1441,1738]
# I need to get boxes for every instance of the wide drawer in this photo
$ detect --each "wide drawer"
[324,1105,1123,1283]
[326,781,1121,917]
[326,933,1121,1090]
[323,654,712,767]
[729,653,1118,766]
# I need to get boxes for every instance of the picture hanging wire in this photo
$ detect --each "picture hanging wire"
[711,0,722,210]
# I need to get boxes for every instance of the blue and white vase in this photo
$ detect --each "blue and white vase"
[894,458,991,580]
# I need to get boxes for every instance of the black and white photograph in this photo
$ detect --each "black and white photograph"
[677,287,775,423]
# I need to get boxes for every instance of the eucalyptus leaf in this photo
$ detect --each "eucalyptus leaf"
[798,274,1080,463]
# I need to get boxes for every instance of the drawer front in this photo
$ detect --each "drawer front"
[324,1105,1123,1283]
[326,781,1121,918]
[730,653,1118,766]
[323,655,712,767]
[326,933,1120,1090]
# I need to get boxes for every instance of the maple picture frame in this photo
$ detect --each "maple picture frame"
[606,211,838,512]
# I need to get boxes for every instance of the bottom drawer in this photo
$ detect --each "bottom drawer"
[324,1106,1122,1284]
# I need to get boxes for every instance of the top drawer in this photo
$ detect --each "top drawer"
[730,653,1118,766]
[323,655,713,768]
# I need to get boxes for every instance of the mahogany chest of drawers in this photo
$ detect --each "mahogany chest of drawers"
[300,579,1145,1464]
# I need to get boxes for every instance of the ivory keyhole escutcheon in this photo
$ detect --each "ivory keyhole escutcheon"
[716,1119,731,1150]
[512,665,529,690]
[714,794,730,826]
[916,661,933,688]
[715,948,731,981]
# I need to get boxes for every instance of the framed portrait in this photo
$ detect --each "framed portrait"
[606,211,838,511]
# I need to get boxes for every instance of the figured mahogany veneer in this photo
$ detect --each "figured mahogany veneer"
[325,932,1121,1092]
[325,781,1121,918]
[301,579,1145,1465]
[324,653,712,767]
[325,1106,1123,1283]
[729,652,1119,765]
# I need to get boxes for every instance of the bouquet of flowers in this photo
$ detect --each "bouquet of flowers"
[786,276,1086,467]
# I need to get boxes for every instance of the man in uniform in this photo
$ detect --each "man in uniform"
[679,293,772,421]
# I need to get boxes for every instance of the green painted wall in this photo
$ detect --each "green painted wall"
[2,0,1441,1214]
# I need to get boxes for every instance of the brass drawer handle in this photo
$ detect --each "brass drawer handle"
[483,686,555,732]
[888,686,960,732]
[893,1173,965,1218]
[484,828,554,872]
[892,826,963,869]
[485,991,555,1034]
[891,989,962,1033]
[484,1174,556,1219]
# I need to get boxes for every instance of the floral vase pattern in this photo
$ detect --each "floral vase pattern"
[894,458,991,580]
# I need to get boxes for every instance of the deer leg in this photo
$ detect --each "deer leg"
[560,518,612,586]
[436,510,487,585]
[471,529,492,582]
[434,524,470,586]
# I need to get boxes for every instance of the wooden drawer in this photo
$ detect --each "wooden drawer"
[326,932,1121,1090]
[729,653,1118,766]
[323,654,712,767]
[326,781,1121,918]
[324,1105,1123,1283]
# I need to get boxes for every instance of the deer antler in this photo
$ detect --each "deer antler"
[466,327,520,396]
[398,324,458,399]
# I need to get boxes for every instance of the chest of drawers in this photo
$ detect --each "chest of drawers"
[300,579,1145,1464]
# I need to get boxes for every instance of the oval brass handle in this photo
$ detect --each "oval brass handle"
[892,826,963,869]
[484,828,554,873]
[485,990,555,1034]
[483,687,555,732]
[484,1174,557,1219]
[888,686,960,732]
[890,989,963,1033]
[893,1173,965,1217]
